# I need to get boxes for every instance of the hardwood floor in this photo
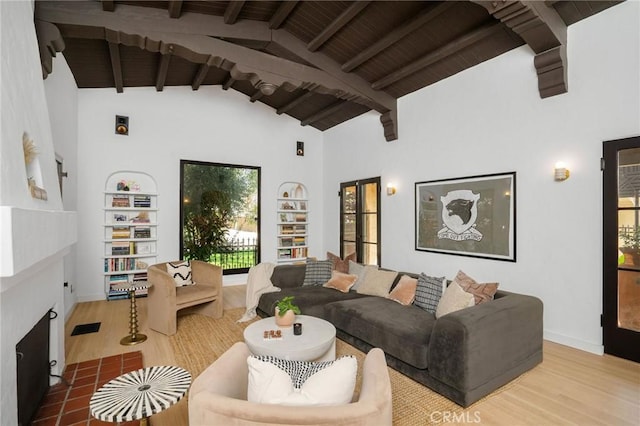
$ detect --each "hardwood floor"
[65,285,639,425]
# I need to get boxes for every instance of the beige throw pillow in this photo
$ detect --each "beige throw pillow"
[356,268,398,298]
[387,275,418,306]
[323,271,358,293]
[435,281,475,318]
[349,261,377,291]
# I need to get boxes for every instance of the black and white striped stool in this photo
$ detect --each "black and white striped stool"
[90,365,191,426]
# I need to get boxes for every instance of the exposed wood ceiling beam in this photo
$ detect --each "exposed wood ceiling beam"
[107,42,124,93]
[307,1,371,52]
[102,1,114,12]
[473,0,568,98]
[34,20,65,79]
[191,63,209,90]
[224,1,245,25]
[301,100,345,126]
[277,91,314,115]
[341,1,454,72]
[222,75,236,90]
[36,1,399,140]
[269,1,299,29]
[156,49,172,91]
[372,21,504,90]
[249,89,264,103]
[168,1,183,19]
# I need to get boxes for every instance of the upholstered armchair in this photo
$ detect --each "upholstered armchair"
[147,260,223,336]
[188,342,392,426]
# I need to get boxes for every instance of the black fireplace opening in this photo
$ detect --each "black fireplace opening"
[16,309,54,426]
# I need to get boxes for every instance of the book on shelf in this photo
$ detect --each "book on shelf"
[112,226,130,239]
[280,237,293,247]
[133,226,151,239]
[133,195,151,208]
[133,273,148,282]
[112,195,130,208]
[111,241,132,256]
[109,274,129,284]
[293,236,306,246]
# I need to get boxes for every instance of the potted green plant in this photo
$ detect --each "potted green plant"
[619,226,640,265]
[274,296,301,327]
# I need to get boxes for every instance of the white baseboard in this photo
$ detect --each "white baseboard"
[544,330,604,355]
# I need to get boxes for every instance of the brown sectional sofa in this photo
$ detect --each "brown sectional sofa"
[257,263,543,407]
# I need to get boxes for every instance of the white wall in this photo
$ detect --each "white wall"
[75,86,323,300]
[44,56,79,315]
[0,2,77,424]
[322,1,640,354]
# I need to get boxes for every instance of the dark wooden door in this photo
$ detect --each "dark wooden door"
[340,177,381,266]
[603,136,640,362]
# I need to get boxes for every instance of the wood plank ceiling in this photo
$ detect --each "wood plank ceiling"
[35,0,621,141]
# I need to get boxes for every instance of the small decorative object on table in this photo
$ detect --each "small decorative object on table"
[274,296,300,327]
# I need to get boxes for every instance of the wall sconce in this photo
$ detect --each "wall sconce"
[386,183,396,196]
[554,161,570,181]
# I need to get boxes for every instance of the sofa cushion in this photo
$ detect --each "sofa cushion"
[348,261,377,291]
[356,268,397,297]
[324,297,436,369]
[413,273,446,314]
[258,286,369,319]
[323,271,358,293]
[453,270,499,305]
[387,275,418,305]
[247,355,357,406]
[327,251,356,273]
[435,281,475,318]
[302,259,333,286]
[270,264,307,289]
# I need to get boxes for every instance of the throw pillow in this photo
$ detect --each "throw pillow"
[348,261,377,291]
[166,260,194,287]
[247,355,357,406]
[413,273,446,314]
[356,268,398,297]
[302,259,333,286]
[453,270,499,305]
[323,271,358,293]
[435,281,475,319]
[387,275,418,305]
[326,251,356,274]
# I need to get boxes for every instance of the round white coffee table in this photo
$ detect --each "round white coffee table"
[243,315,336,362]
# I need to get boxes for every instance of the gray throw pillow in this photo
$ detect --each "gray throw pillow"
[302,259,333,286]
[414,273,445,314]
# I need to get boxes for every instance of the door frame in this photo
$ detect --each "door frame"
[603,135,640,362]
[339,177,381,265]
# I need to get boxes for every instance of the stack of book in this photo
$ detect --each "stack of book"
[133,226,151,239]
[112,226,130,239]
[133,195,151,208]
[112,195,130,208]
[293,236,306,246]
[111,241,133,256]
[108,274,129,300]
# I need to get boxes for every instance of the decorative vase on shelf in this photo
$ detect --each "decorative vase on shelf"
[275,307,296,327]
[294,184,303,199]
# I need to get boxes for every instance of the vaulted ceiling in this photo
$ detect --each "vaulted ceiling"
[35,1,621,141]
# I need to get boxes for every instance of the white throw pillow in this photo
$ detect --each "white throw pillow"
[435,281,475,318]
[247,355,357,406]
[166,260,194,287]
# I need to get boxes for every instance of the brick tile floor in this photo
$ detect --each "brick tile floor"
[31,352,143,426]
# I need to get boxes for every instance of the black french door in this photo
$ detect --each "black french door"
[603,135,640,362]
[340,177,381,266]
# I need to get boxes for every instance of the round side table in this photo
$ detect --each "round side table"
[90,365,191,426]
[111,281,152,345]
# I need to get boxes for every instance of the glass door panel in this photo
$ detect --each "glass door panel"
[340,178,381,265]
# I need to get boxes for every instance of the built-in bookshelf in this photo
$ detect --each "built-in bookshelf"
[103,171,158,300]
[277,182,308,263]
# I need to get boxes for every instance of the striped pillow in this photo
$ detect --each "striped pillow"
[166,260,194,287]
[302,259,333,286]
[413,273,445,313]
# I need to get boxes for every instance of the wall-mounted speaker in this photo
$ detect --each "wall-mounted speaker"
[296,141,304,156]
[115,115,129,135]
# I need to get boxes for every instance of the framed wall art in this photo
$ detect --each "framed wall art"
[415,172,516,262]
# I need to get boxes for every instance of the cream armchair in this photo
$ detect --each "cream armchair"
[147,260,223,336]
[188,342,392,426]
